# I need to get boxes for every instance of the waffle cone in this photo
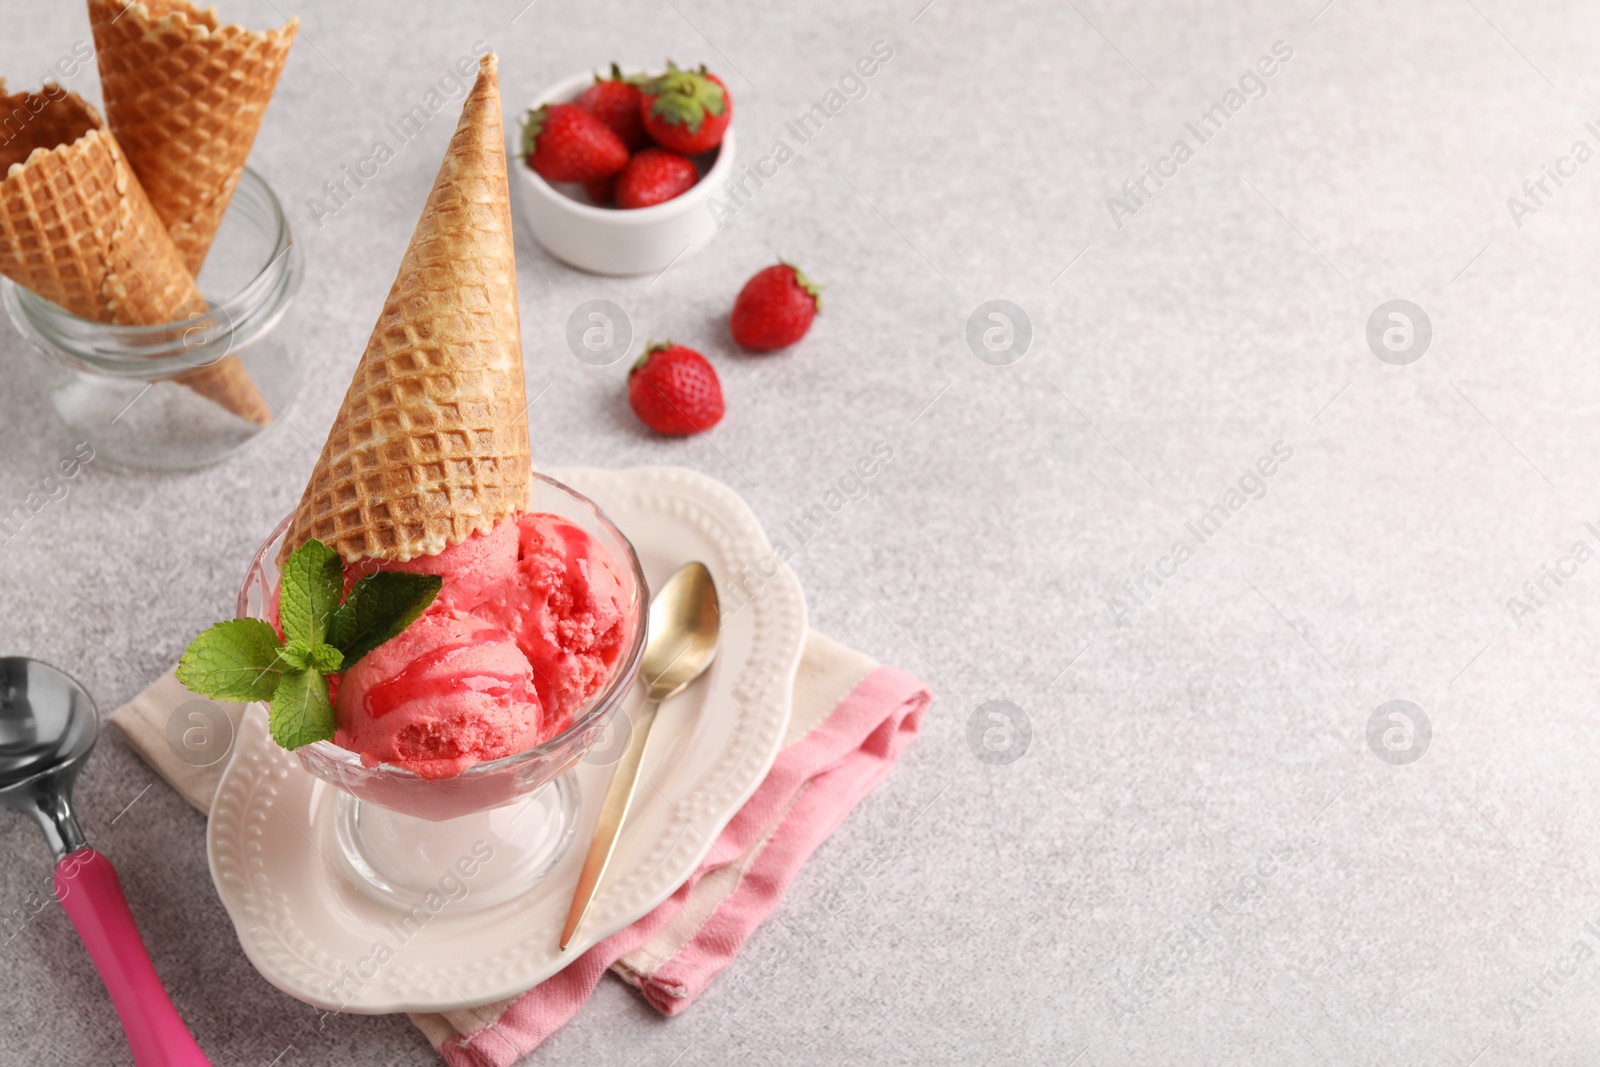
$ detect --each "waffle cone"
[0,84,271,424]
[278,55,528,566]
[88,0,298,275]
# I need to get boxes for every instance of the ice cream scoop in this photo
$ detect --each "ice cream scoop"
[332,512,631,778]
[333,613,543,780]
[0,657,210,1066]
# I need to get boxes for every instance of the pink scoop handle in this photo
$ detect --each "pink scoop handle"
[54,848,212,1066]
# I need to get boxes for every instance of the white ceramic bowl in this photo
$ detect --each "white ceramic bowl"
[511,70,736,276]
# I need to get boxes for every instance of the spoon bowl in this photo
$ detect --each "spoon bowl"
[640,561,720,702]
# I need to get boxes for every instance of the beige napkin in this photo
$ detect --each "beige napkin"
[111,670,248,811]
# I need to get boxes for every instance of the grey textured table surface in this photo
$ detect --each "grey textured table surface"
[2,0,1598,1063]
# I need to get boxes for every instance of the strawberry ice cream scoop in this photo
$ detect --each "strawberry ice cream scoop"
[333,613,542,780]
[332,512,630,778]
[502,514,628,733]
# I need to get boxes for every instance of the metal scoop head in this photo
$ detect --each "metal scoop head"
[0,657,98,857]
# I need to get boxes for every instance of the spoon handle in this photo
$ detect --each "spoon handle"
[560,697,662,950]
[54,848,212,1066]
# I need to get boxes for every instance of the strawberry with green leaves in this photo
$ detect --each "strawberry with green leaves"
[176,539,440,750]
[628,342,724,436]
[520,103,628,184]
[731,263,821,351]
[577,63,649,151]
[639,62,731,155]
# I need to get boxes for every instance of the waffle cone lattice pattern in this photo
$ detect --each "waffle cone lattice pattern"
[0,85,270,423]
[279,56,528,565]
[88,0,298,275]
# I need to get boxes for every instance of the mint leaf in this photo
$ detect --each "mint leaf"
[277,639,311,671]
[327,572,442,667]
[176,619,287,702]
[269,667,336,749]
[310,644,344,673]
[279,539,344,649]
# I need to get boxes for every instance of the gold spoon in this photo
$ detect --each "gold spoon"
[560,561,720,950]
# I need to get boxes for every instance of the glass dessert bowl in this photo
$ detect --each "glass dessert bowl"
[236,474,647,911]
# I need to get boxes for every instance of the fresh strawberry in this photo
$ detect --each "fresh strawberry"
[615,148,699,209]
[639,63,731,155]
[730,263,821,351]
[576,63,649,151]
[584,175,616,205]
[520,103,627,184]
[628,342,724,435]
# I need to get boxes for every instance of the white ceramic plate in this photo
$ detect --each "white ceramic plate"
[206,465,806,1013]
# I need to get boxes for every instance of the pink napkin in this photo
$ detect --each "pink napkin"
[414,637,929,1065]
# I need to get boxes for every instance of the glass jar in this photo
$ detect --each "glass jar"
[235,474,649,911]
[3,167,303,470]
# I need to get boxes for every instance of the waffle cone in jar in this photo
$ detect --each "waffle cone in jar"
[87,0,298,275]
[278,55,528,567]
[0,84,271,424]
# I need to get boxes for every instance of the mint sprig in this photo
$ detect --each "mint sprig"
[176,539,442,750]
